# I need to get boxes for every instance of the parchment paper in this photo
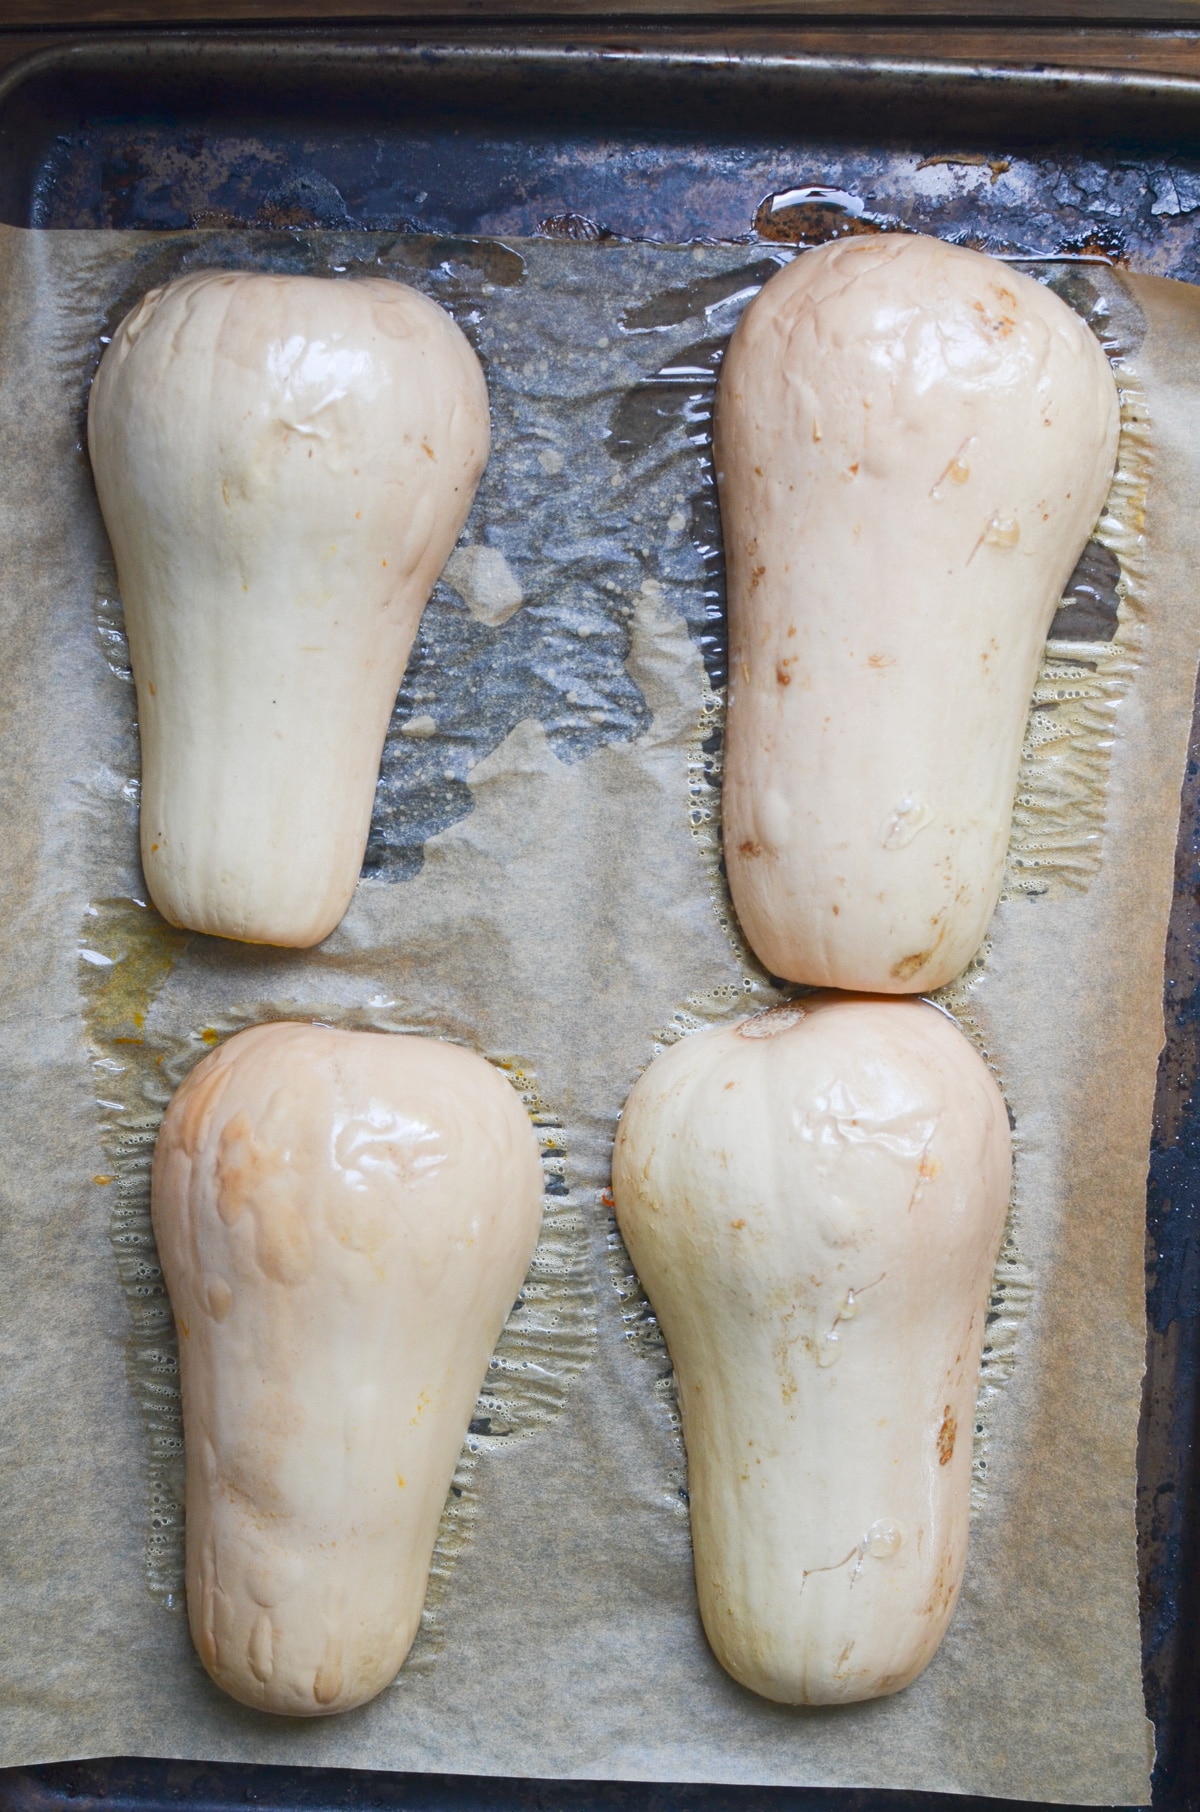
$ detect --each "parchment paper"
[2,224,1197,1804]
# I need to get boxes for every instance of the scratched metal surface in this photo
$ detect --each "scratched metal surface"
[5,74,1200,283]
[0,33,1198,1812]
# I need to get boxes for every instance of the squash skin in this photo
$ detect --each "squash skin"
[151,1023,543,1716]
[715,234,1120,991]
[88,271,490,948]
[612,993,1011,1704]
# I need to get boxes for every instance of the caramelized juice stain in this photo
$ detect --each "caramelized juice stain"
[80,896,189,1043]
[753,187,900,247]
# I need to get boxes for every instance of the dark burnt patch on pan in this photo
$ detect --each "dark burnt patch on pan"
[255,171,353,230]
[917,153,1012,183]
[1057,224,1129,267]
[536,212,617,243]
[753,185,904,246]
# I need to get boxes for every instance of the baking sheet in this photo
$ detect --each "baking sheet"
[0,222,1194,1803]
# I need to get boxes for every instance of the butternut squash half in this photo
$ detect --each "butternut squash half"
[89,271,490,948]
[152,1022,543,1715]
[715,234,1120,991]
[612,993,1011,1703]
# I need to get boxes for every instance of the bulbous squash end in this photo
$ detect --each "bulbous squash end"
[702,1602,946,1707]
[725,875,985,997]
[142,856,353,950]
[190,1603,418,1719]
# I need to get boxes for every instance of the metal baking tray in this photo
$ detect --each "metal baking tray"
[0,28,1198,1812]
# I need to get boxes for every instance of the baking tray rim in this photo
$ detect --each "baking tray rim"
[0,25,1195,1810]
[7,30,1200,114]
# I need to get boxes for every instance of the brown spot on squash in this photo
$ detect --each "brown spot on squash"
[891,949,933,983]
[937,1405,956,1466]
[922,1545,960,1619]
[739,839,763,858]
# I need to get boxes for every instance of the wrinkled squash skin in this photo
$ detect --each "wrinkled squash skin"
[152,1023,543,1716]
[715,234,1120,992]
[89,271,490,948]
[612,993,1011,1704]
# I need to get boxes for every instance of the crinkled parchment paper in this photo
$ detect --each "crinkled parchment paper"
[2,224,1199,1803]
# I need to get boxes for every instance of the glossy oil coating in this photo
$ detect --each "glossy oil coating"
[715,234,1119,991]
[151,1023,544,1716]
[88,271,490,947]
[612,993,1011,1704]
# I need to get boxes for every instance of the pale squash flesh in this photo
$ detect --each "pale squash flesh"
[715,234,1120,991]
[88,271,490,948]
[151,1022,543,1716]
[612,993,1012,1704]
